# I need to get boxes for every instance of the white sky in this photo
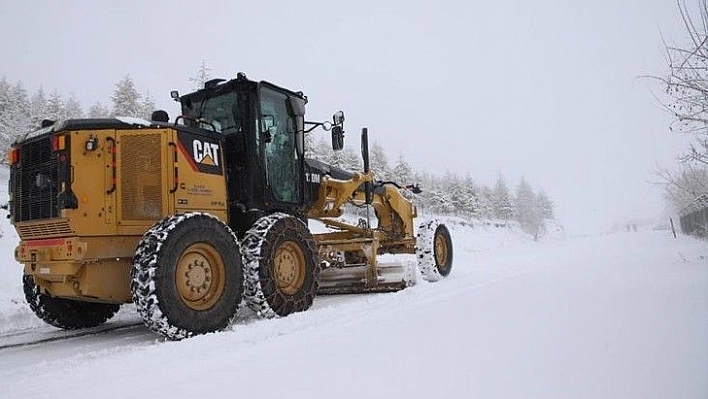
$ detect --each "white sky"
[0,0,693,233]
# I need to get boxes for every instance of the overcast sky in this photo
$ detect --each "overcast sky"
[0,1,693,233]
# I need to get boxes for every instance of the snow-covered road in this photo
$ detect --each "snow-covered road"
[0,226,706,399]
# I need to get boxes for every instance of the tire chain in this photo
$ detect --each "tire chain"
[415,219,445,282]
[130,212,240,340]
[241,212,319,318]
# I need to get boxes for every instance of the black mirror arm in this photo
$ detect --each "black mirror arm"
[304,121,323,133]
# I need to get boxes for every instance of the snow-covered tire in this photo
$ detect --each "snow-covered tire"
[131,212,242,340]
[241,213,319,318]
[415,220,453,282]
[23,275,119,329]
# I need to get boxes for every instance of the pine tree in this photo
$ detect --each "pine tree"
[428,189,453,214]
[392,152,413,185]
[477,186,495,219]
[139,90,156,120]
[88,101,110,118]
[63,93,84,119]
[515,177,545,240]
[0,77,11,151]
[0,80,31,152]
[190,60,212,91]
[462,174,480,217]
[29,87,47,128]
[536,190,554,219]
[492,174,515,221]
[448,178,468,215]
[369,141,391,181]
[46,91,64,121]
[111,74,141,117]
[328,146,361,172]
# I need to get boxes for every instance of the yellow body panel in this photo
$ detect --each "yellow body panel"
[14,127,228,303]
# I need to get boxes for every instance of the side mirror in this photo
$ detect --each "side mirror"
[170,90,180,102]
[331,125,344,151]
[333,110,345,126]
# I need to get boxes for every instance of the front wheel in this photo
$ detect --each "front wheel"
[241,213,320,318]
[415,220,453,282]
[131,213,243,340]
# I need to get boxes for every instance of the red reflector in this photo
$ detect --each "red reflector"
[8,148,19,165]
[51,135,66,152]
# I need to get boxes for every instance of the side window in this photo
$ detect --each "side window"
[259,87,299,203]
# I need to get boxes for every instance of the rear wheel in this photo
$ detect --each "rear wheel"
[416,220,453,282]
[241,213,319,318]
[23,275,119,329]
[131,213,242,340]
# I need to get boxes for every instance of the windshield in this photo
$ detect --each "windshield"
[182,91,240,134]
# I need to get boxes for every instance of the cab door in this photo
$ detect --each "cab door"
[258,85,301,205]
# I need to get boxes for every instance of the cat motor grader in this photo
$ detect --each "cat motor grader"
[7,73,453,340]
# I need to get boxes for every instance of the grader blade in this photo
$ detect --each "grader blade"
[317,261,417,295]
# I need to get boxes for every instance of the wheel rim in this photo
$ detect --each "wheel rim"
[176,243,226,311]
[434,232,449,272]
[274,240,306,296]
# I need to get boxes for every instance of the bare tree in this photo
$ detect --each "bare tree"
[659,1,708,164]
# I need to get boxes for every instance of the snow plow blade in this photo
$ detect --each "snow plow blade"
[317,262,416,295]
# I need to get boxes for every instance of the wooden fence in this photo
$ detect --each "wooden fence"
[679,194,708,237]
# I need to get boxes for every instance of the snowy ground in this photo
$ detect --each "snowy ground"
[0,182,706,398]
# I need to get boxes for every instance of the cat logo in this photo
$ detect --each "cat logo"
[193,140,220,167]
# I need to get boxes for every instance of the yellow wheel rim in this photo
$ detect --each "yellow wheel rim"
[274,241,306,296]
[176,243,226,311]
[434,233,449,270]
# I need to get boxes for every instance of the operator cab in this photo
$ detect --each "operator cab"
[170,73,344,236]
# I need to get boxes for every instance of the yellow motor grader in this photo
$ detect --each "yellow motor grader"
[7,73,453,340]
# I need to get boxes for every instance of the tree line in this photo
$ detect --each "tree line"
[306,134,555,240]
[0,75,154,154]
[0,67,556,239]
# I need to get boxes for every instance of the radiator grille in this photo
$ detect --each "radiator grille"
[16,220,75,239]
[11,137,59,222]
[120,134,163,220]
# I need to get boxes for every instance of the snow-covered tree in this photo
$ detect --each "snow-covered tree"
[492,174,515,221]
[515,177,545,240]
[328,146,362,172]
[461,174,480,217]
[139,90,156,120]
[448,178,469,216]
[476,186,495,219]
[46,91,64,121]
[29,87,47,128]
[662,166,708,211]
[63,93,84,119]
[536,189,555,219]
[190,59,212,91]
[88,101,111,118]
[0,80,31,153]
[428,188,453,214]
[369,141,391,181]
[111,74,141,117]
[392,152,413,185]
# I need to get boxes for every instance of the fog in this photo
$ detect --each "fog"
[0,0,691,233]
